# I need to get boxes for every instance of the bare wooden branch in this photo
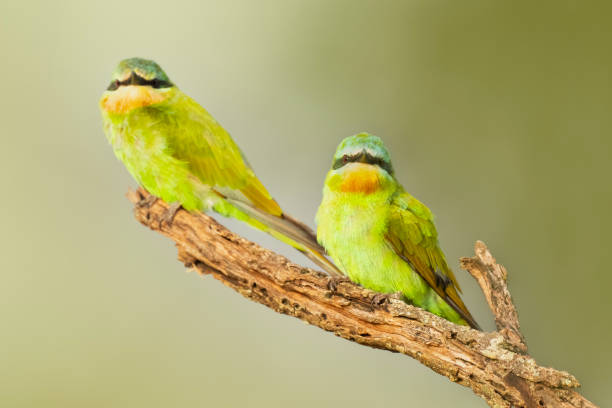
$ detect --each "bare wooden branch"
[127,188,596,408]
[461,242,527,353]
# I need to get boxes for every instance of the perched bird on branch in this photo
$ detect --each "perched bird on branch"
[100,57,340,276]
[316,133,480,329]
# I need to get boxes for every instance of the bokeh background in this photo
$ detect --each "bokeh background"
[1,0,610,406]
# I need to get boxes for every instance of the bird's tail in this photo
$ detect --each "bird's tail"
[214,196,342,277]
[276,211,343,277]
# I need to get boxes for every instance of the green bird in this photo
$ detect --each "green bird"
[100,57,340,276]
[316,133,480,329]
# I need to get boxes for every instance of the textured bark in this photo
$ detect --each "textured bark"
[127,188,596,408]
[461,243,527,353]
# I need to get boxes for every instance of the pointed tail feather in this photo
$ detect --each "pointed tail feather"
[239,179,284,216]
[278,212,344,276]
[441,290,482,330]
[281,212,318,243]
[225,198,342,276]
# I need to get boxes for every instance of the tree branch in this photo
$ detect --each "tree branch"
[461,242,527,353]
[127,188,596,408]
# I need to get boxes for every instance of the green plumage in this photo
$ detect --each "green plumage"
[103,80,253,217]
[100,58,340,276]
[316,133,479,328]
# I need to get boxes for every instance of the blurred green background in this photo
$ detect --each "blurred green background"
[1,0,610,406]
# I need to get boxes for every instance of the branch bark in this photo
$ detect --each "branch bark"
[127,188,596,408]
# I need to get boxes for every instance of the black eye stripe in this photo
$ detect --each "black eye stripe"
[332,151,393,174]
[106,73,173,91]
[365,154,393,173]
[333,154,356,169]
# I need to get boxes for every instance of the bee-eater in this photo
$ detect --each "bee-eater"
[100,57,339,276]
[316,133,480,329]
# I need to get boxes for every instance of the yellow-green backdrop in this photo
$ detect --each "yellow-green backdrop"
[1,1,610,406]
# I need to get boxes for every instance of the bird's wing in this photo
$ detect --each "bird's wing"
[165,93,282,216]
[160,93,342,276]
[385,189,479,329]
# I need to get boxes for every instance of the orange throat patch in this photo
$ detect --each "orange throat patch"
[101,85,167,114]
[339,163,382,194]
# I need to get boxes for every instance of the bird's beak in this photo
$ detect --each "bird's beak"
[357,149,369,163]
[128,73,138,85]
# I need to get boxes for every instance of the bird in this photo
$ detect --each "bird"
[316,132,480,329]
[100,57,340,276]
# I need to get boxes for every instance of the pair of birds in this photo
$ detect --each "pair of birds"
[100,58,480,330]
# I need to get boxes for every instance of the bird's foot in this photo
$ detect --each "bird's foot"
[159,202,182,227]
[371,291,403,307]
[327,276,352,292]
[136,194,159,209]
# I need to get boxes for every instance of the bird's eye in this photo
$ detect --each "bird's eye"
[342,155,349,163]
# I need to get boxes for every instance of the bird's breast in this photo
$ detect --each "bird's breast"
[317,188,391,250]
[316,192,397,288]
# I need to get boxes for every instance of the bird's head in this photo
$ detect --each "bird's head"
[101,57,175,114]
[326,132,395,194]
